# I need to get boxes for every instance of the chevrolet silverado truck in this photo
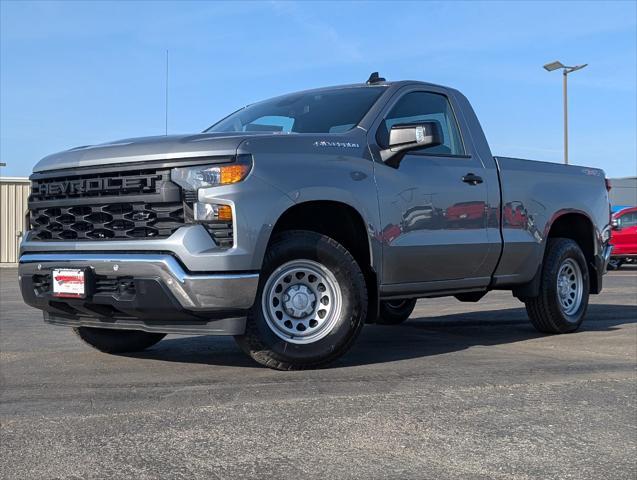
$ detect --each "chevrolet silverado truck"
[19,74,613,370]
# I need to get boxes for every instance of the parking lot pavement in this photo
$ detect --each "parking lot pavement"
[1,267,636,480]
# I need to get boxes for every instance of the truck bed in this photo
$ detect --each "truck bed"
[492,156,609,287]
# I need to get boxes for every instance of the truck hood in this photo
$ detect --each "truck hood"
[33,132,274,173]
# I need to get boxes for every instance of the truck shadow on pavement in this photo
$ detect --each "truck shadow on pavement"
[127,303,637,368]
[337,303,637,367]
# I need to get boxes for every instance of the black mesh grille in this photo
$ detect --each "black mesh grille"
[30,202,184,240]
[28,166,185,241]
[28,165,234,247]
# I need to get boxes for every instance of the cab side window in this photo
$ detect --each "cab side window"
[619,212,637,228]
[378,92,465,155]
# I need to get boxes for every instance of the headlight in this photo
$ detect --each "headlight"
[171,155,252,190]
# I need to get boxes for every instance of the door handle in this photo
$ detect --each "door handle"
[462,173,483,185]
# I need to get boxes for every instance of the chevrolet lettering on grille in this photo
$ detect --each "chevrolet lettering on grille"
[37,175,161,197]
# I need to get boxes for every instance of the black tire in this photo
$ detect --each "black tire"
[234,230,367,370]
[73,327,166,353]
[524,238,590,334]
[607,258,623,271]
[378,299,417,325]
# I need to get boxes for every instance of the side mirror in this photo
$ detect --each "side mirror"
[611,218,621,230]
[380,122,442,163]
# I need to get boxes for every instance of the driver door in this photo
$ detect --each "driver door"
[370,89,498,291]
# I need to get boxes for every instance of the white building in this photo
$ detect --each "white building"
[0,177,30,266]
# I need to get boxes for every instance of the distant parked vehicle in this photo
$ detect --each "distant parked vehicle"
[608,207,637,270]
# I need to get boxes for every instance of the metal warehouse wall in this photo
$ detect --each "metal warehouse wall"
[0,177,30,265]
[609,177,637,209]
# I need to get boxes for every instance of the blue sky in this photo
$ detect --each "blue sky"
[1,0,635,178]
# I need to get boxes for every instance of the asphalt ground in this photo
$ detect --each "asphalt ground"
[1,266,636,479]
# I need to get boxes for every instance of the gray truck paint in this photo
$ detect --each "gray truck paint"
[20,80,611,332]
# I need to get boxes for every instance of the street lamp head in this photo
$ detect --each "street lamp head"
[567,63,588,73]
[543,61,564,72]
[543,61,588,74]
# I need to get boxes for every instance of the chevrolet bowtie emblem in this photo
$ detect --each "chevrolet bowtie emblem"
[132,212,151,221]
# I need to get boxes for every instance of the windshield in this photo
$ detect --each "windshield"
[205,87,386,134]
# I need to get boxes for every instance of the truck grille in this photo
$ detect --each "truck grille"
[28,167,184,241]
[29,202,184,240]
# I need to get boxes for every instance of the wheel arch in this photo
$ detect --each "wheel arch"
[546,210,601,294]
[266,200,380,323]
[545,210,595,255]
[515,209,598,299]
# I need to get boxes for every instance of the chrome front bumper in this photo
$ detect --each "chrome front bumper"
[19,253,259,311]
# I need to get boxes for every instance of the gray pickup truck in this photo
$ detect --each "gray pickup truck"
[19,74,612,370]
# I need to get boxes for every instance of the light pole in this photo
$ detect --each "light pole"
[543,61,587,165]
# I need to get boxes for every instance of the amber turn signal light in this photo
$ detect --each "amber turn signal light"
[193,203,233,223]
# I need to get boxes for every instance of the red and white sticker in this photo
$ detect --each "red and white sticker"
[52,269,85,298]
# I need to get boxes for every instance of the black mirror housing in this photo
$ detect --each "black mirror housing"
[380,121,443,163]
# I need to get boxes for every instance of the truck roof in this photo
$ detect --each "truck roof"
[264,79,455,99]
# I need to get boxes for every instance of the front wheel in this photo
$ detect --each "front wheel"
[607,258,623,270]
[234,230,367,370]
[524,238,590,334]
[74,327,166,353]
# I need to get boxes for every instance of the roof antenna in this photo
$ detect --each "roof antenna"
[366,71,386,85]
[165,49,169,135]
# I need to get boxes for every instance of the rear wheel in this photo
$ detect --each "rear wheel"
[74,327,166,353]
[378,299,417,325]
[234,230,367,370]
[524,238,589,334]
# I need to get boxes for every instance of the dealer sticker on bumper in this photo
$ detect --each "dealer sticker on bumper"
[52,269,86,298]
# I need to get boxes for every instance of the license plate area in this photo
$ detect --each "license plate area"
[52,268,87,299]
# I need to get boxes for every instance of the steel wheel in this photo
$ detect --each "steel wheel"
[262,259,342,344]
[525,238,589,334]
[556,258,584,317]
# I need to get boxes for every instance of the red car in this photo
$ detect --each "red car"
[609,206,637,270]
